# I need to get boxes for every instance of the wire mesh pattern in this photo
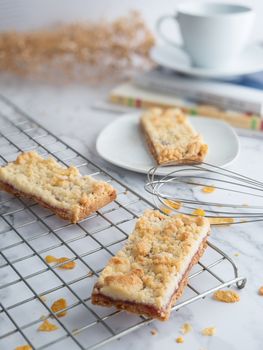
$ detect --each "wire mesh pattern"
[0,95,246,350]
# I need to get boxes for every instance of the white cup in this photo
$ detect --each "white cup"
[157,1,255,68]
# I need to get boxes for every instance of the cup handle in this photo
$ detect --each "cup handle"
[156,14,183,48]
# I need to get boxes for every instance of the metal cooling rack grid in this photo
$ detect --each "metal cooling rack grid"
[0,95,246,350]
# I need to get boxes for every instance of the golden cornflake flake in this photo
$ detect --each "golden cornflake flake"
[213,290,240,303]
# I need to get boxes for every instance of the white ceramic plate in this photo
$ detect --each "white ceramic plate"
[96,112,239,176]
[150,43,263,78]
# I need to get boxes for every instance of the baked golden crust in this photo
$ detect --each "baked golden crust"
[140,108,208,165]
[92,210,210,320]
[0,151,116,223]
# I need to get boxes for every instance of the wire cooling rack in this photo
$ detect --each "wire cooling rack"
[0,95,246,350]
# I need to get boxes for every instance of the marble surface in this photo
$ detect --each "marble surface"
[0,75,263,350]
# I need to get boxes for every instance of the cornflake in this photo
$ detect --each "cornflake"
[202,186,215,193]
[192,208,206,216]
[38,319,59,332]
[202,327,216,336]
[51,298,68,317]
[258,286,263,295]
[15,346,32,350]
[213,290,240,303]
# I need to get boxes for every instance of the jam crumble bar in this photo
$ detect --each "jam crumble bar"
[140,108,208,165]
[0,151,116,223]
[92,210,210,320]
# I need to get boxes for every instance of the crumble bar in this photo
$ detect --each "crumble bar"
[140,108,208,165]
[0,151,116,223]
[92,210,210,320]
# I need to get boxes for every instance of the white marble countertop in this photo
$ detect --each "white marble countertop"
[0,75,263,350]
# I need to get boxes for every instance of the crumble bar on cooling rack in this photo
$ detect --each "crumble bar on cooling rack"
[92,209,210,320]
[0,151,116,223]
[140,108,208,165]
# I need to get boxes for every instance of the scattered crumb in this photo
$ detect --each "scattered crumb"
[258,286,263,295]
[51,298,68,317]
[160,206,172,215]
[202,327,216,336]
[213,290,240,303]
[45,255,76,269]
[39,295,47,302]
[150,328,158,336]
[202,186,215,193]
[15,346,32,350]
[208,217,235,225]
[234,252,240,257]
[176,336,184,343]
[192,208,206,216]
[38,319,59,332]
[242,203,249,207]
[40,315,46,320]
[87,271,94,277]
[164,199,182,210]
[180,323,192,334]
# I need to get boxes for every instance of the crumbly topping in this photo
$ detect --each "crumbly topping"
[51,298,68,317]
[213,290,240,303]
[15,346,32,350]
[94,210,210,307]
[38,319,59,332]
[45,255,76,270]
[202,186,215,193]
[0,151,115,222]
[176,336,184,343]
[258,286,263,295]
[202,327,216,336]
[140,108,208,164]
[180,323,192,334]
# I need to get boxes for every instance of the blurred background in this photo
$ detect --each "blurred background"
[0,0,262,40]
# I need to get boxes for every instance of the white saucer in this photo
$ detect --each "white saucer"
[96,112,239,176]
[150,43,263,78]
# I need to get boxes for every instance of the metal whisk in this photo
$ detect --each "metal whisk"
[145,162,263,225]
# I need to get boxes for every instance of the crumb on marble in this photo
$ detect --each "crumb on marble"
[180,322,192,334]
[213,290,240,303]
[38,319,59,332]
[150,328,158,336]
[87,271,94,277]
[176,336,184,343]
[258,286,263,296]
[202,327,216,336]
[15,346,32,350]
[234,252,240,257]
[51,298,68,317]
